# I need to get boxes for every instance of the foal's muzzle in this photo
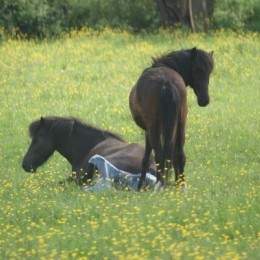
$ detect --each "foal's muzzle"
[22,161,36,173]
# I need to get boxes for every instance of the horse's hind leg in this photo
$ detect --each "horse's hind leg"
[165,159,172,185]
[174,120,186,188]
[138,132,152,190]
[152,146,165,192]
[150,140,164,191]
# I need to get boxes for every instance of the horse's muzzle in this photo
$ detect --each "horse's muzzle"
[198,97,210,107]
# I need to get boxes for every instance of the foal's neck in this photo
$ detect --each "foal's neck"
[55,127,106,167]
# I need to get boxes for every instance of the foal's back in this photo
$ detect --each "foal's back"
[86,138,156,175]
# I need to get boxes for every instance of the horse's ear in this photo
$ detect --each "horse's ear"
[40,117,45,127]
[210,51,214,57]
[191,47,197,60]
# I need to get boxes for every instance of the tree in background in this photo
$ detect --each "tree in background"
[156,0,215,31]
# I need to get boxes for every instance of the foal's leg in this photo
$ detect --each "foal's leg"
[138,132,152,190]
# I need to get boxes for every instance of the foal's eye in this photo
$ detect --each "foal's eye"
[38,132,45,138]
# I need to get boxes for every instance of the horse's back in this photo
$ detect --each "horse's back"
[130,67,186,130]
[138,67,186,93]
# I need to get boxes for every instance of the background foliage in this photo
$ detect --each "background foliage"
[212,0,260,30]
[0,0,160,37]
[0,0,259,37]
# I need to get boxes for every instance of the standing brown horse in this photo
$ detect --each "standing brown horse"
[129,47,214,190]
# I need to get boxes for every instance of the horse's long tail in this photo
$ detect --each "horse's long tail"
[159,82,180,175]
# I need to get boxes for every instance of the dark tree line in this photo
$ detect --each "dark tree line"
[0,0,258,38]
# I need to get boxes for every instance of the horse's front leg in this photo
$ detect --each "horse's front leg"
[59,166,89,187]
[79,163,95,187]
[138,132,152,191]
[57,170,77,186]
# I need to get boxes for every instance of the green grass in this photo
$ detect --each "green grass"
[0,29,259,259]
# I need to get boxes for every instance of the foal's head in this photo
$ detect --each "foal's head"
[22,117,74,172]
[190,47,214,107]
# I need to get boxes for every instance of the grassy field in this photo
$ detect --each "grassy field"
[0,29,259,259]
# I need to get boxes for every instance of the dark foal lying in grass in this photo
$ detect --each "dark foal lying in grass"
[22,116,156,187]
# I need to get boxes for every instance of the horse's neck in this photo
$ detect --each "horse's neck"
[153,52,192,87]
[55,128,105,167]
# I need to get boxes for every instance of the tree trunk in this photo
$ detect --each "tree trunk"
[156,0,215,32]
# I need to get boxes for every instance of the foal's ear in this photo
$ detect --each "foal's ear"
[191,47,197,59]
[210,51,214,57]
[40,117,45,127]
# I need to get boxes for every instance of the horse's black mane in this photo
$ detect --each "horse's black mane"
[152,48,214,73]
[193,49,214,73]
[29,116,124,141]
[152,49,189,69]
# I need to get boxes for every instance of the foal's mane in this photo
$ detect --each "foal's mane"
[29,116,124,141]
[152,48,214,73]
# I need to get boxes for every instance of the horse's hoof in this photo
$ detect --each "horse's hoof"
[81,186,88,191]
[182,183,187,191]
[153,181,163,194]
[57,180,65,186]
[176,183,187,192]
